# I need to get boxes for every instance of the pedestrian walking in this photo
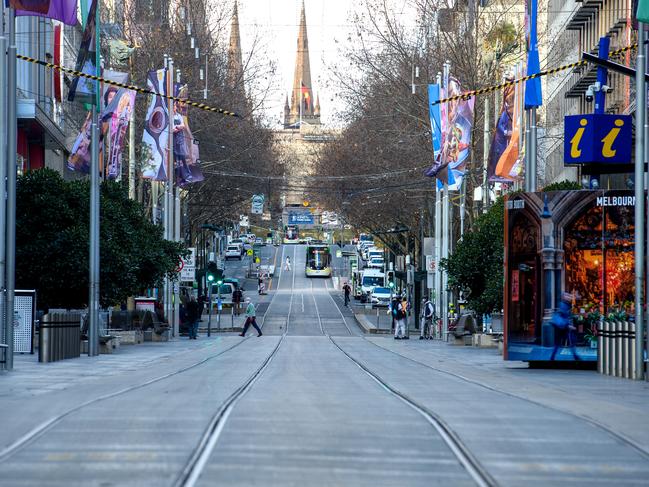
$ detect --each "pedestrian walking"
[284,256,291,271]
[186,296,201,339]
[239,297,263,337]
[391,295,408,340]
[343,282,351,306]
[232,288,243,316]
[550,292,580,360]
[420,297,435,340]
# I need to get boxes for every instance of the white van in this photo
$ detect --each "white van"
[360,268,385,295]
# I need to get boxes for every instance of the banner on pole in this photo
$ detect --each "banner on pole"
[251,194,265,215]
[67,0,98,104]
[487,82,515,182]
[173,84,204,187]
[141,69,170,181]
[10,0,78,25]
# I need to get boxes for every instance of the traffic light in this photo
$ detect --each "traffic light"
[387,270,395,289]
[206,261,220,283]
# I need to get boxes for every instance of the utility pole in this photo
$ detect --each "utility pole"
[0,2,8,365]
[482,97,490,212]
[634,26,646,380]
[88,3,101,356]
[3,6,16,368]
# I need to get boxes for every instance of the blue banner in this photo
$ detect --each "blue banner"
[524,0,543,109]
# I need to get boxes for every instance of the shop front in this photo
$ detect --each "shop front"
[504,190,639,362]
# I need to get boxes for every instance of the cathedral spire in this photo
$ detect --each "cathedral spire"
[227,0,244,88]
[285,0,320,127]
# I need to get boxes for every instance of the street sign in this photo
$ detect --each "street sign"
[246,248,253,256]
[239,214,249,227]
[180,247,196,282]
[425,255,435,273]
[336,250,342,258]
[564,114,632,165]
[251,194,265,215]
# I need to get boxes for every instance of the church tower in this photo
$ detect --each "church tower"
[284,1,321,128]
[227,1,244,90]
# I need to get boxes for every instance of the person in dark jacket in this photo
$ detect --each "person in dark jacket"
[186,296,201,340]
[550,292,579,360]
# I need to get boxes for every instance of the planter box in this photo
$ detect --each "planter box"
[152,329,170,342]
[117,330,143,345]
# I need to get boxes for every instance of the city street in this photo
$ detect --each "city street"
[1,245,648,486]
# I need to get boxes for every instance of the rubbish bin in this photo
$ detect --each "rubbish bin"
[39,312,81,363]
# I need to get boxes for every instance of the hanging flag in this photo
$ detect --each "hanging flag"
[638,0,649,23]
[428,84,442,157]
[173,84,204,187]
[9,0,78,25]
[53,23,62,101]
[425,78,475,189]
[103,85,136,180]
[487,82,515,182]
[67,112,93,173]
[67,0,98,104]
[524,0,542,109]
[495,68,523,180]
[142,69,170,181]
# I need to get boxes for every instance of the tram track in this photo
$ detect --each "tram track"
[318,277,495,485]
[328,334,497,487]
[0,246,291,466]
[364,338,649,461]
[175,248,297,486]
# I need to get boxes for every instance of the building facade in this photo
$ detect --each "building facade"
[543,0,634,186]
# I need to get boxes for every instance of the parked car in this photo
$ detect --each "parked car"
[255,237,264,245]
[210,282,235,305]
[370,287,392,307]
[265,237,273,245]
[225,245,242,260]
[367,257,385,269]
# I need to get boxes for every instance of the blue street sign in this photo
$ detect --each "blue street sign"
[564,114,632,165]
[288,212,314,225]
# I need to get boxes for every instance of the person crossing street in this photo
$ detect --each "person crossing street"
[284,256,291,271]
[420,297,435,339]
[343,282,351,306]
[239,297,262,337]
[391,294,407,340]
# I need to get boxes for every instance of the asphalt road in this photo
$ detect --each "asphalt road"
[1,244,648,486]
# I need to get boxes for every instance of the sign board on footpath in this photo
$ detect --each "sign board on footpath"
[180,247,196,282]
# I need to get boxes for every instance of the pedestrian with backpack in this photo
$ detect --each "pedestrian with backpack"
[391,294,407,340]
[420,297,435,339]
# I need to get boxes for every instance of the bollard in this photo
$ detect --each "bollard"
[597,321,604,375]
[622,321,630,378]
[609,321,617,376]
[629,322,637,379]
[615,321,623,377]
[376,308,380,330]
[602,322,610,375]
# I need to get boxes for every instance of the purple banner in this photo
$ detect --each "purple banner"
[10,0,78,26]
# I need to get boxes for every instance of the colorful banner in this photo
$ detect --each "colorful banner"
[103,87,136,180]
[10,0,78,25]
[487,82,515,182]
[495,69,523,181]
[173,84,203,187]
[67,112,93,173]
[67,0,97,104]
[142,69,170,181]
[425,78,474,190]
[428,84,442,157]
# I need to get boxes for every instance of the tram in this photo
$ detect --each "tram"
[305,244,332,277]
[283,225,299,244]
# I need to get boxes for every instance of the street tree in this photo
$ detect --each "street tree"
[16,169,185,310]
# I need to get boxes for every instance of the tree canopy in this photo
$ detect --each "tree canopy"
[17,169,185,310]
[440,198,505,316]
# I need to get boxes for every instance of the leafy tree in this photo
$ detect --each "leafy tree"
[17,169,185,310]
[542,180,582,191]
[440,198,505,316]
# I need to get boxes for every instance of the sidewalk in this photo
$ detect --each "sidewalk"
[365,336,649,454]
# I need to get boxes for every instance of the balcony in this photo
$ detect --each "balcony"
[566,0,604,31]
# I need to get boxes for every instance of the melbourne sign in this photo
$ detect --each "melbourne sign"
[564,114,632,165]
